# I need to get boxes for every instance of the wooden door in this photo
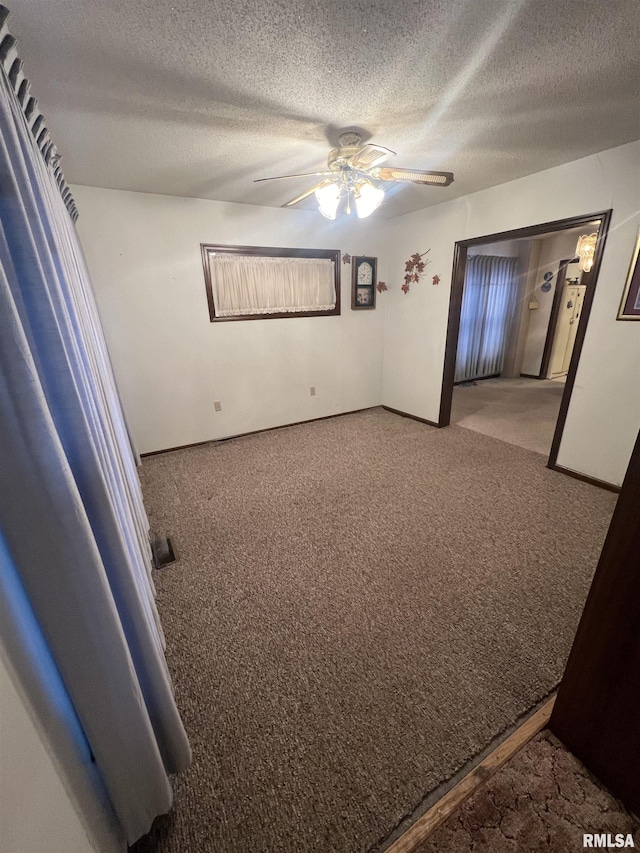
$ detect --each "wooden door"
[550,430,640,814]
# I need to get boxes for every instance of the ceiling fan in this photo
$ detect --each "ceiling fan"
[254,131,454,219]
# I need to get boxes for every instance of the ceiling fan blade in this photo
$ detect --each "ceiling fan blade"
[371,167,454,186]
[281,181,329,208]
[254,171,333,183]
[348,144,395,171]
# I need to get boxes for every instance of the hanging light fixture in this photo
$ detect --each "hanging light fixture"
[315,182,341,220]
[575,233,598,273]
[314,173,385,220]
[355,181,385,218]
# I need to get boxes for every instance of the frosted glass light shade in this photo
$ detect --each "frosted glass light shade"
[315,183,341,220]
[355,182,384,218]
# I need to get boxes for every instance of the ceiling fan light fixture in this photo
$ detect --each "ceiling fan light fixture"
[315,182,341,220]
[355,181,384,218]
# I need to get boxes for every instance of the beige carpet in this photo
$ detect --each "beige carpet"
[132,408,616,853]
[451,378,565,456]
[416,730,640,852]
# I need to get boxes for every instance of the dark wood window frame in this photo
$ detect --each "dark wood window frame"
[201,243,341,322]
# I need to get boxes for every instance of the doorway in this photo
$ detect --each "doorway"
[439,211,612,469]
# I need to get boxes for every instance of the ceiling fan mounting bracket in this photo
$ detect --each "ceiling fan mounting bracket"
[337,131,362,147]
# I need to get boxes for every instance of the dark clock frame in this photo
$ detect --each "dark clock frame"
[351,256,377,310]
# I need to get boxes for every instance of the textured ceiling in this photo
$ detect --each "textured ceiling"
[7,0,640,218]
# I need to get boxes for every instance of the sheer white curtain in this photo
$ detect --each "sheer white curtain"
[210,253,336,315]
[455,254,519,383]
[0,25,190,847]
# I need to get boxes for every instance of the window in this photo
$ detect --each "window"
[201,244,341,322]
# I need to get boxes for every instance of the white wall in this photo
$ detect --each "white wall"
[0,655,92,853]
[514,240,541,378]
[520,229,585,376]
[503,241,533,379]
[382,141,640,486]
[74,187,387,454]
[74,142,639,483]
[467,239,522,258]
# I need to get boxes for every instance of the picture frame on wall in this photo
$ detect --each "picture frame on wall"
[617,229,640,320]
[351,256,377,310]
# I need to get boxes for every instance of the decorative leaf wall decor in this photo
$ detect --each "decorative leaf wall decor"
[402,249,431,293]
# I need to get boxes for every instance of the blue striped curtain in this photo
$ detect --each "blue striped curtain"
[455,254,519,383]
[0,18,190,845]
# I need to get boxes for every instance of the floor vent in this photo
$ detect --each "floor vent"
[151,535,176,569]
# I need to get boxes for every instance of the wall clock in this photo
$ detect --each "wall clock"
[352,256,377,310]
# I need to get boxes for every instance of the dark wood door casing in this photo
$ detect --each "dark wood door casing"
[439,211,612,474]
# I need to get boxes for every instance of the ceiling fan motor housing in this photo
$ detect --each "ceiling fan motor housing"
[328,146,361,171]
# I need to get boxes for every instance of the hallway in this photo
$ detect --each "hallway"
[451,378,565,456]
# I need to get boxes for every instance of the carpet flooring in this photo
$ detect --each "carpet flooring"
[415,730,640,852]
[132,408,616,853]
[451,378,565,456]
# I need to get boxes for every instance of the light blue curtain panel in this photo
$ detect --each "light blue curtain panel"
[0,11,190,845]
[455,254,519,383]
[0,531,123,851]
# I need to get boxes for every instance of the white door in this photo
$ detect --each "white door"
[549,284,586,378]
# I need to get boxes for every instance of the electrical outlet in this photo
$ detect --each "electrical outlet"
[214,401,222,412]
[310,386,316,396]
